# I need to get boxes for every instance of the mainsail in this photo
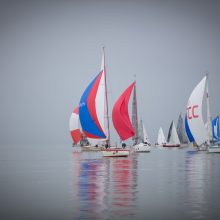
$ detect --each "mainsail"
[69,107,82,144]
[157,127,166,145]
[167,121,180,145]
[142,121,150,144]
[112,82,135,141]
[131,81,138,145]
[176,113,188,144]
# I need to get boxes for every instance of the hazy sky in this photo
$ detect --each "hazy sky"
[1,0,220,146]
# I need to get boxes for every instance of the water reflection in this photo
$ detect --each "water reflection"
[184,150,212,219]
[72,152,138,220]
[110,155,138,218]
[72,152,108,220]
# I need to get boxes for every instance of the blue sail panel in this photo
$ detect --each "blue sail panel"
[212,116,220,143]
[79,72,106,139]
[185,114,194,143]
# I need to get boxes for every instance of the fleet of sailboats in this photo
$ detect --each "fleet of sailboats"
[70,50,219,154]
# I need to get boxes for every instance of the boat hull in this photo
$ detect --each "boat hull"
[133,143,151,152]
[208,145,220,153]
[81,146,104,152]
[163,144,180,147]
[101,149,130,157]
[197,145,207,151]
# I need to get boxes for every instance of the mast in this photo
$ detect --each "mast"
[132,78,138,145]
[206,73,213,145]
[102,47,110,146]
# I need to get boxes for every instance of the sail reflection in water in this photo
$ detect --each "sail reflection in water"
[72,152,108,220]
[111,156,138,218]
[71,152,138,219]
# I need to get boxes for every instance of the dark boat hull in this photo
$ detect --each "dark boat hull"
[163,144,180,147]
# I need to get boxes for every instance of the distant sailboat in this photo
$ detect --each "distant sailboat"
[155,127,167,146]
[163,121,180,147]
[133,119,151,152]
[176,113,188,146]
[185,74,220,152]
[130,80,151,152]
[142,120,151,146]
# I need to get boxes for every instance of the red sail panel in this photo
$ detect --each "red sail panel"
[70,129,82,144]
[112,82,135,140]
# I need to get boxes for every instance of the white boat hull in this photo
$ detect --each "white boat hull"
[102,149,130,157]
[208,145,220,153]
[197,145,207,151]
[133,143,151,152]
[81,145,104,151]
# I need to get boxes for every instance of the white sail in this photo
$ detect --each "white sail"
[157,127,166,145]
[186,76,207,146]
[142,123,150,144]
[167,121,180,145]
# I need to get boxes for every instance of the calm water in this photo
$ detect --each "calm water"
[1,145,220,220]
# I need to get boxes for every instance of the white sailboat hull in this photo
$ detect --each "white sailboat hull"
[208,145,220,153]
[101,149,130,157]
[197,145,207,151]
[133,143,151,152]
[81,145,104,152]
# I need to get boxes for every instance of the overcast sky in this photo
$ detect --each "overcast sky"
[1,0,220,146]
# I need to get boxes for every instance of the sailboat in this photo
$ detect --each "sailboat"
[75,48,129,156]
[102,82,136,157]
[185,74,219,152]
[163,121,180,147]
[155,127,167,146]
[77,48,111,152]
[126,80,150,152]
[133,119,151,152]
[208,115,220,152]
[176,113,188,146]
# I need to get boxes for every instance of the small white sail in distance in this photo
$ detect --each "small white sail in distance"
[157,127,166,145]
[167,121,180,145]
[142,122,150,144]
